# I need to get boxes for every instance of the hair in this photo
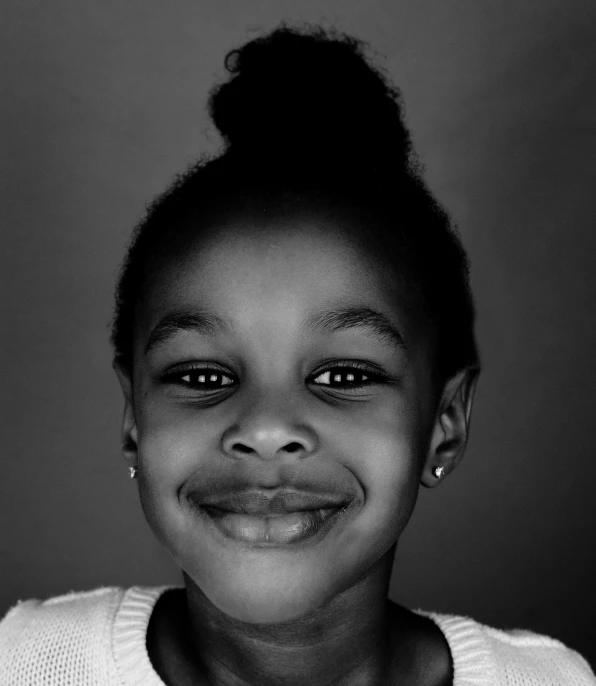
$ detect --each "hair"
[111,25,479,384]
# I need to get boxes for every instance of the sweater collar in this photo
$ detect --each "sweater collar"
[112,586,496,686]
[113,586,171,686]
[415,609,497,685]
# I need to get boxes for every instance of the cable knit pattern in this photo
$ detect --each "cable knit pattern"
[0,586,594,685]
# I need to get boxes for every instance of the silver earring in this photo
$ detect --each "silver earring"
[432,465,445,479]
[129,466,138,480]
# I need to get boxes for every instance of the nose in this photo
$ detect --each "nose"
[221,400,318,461]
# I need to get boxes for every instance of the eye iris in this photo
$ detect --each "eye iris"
[200,372,222,385]
[314,369,371,386]
[179,371,231,387]
[336,371,367,385]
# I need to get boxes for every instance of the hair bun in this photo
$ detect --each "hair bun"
[209,27,414,175]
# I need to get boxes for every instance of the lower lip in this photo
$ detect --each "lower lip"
[201,506,344,545]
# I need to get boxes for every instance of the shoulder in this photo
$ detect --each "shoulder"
[0,586,125,641]
[0,587,126,685]
[481,623,596,685]
[418,610,596,685]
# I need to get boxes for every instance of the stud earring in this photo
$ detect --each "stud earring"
[432,465,445,479]
[129,466,138,480]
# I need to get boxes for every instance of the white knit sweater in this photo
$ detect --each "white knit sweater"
[0,587,594,685]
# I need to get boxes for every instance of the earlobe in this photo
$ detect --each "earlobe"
[113,359,138,469]
[421,367,479,488]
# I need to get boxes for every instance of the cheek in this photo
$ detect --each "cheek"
[330,399,425,552]
[134,402,219,546]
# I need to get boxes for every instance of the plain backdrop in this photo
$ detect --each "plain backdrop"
[1,0,595,669]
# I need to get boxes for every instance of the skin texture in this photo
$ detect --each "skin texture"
[115,213,478,685]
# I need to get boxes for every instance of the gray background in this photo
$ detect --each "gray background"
[1,0,595,669]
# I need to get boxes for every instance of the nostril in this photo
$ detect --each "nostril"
[224,437,311,459]
[232,443,254,454]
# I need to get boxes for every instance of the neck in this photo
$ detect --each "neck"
[169,550,399,686]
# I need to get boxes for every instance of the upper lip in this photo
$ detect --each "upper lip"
[199,489,350,516]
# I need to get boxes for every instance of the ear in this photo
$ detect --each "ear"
[113,358,138,472]
[421,367,479,488]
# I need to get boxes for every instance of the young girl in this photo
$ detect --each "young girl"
[1,25,594,686]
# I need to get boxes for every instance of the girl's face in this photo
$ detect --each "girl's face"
[120,214,442,623]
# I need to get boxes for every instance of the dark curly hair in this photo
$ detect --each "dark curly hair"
[111,25,479,383]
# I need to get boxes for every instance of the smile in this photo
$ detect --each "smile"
[194,489,354,546]
[202,506,344,545]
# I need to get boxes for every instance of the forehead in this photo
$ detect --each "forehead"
[143,215,406,324]
[133,214,439,376]
[133,213,439,374]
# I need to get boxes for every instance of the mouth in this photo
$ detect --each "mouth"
[194,490,354,546]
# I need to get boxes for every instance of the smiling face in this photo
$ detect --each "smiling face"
[118,212,445,623]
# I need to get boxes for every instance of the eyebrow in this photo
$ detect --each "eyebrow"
[145,310,230,354]
[305,306,407,352]
[144,305,407,355]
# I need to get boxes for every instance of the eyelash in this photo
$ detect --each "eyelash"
[162,361,389,393]
[163,366,234,391]
[309,361,388,390]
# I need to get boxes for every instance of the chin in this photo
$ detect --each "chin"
[203,562,335,624]
[213,590,325,624]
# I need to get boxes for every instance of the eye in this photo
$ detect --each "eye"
[309,363,387,390]
[312,369,369,386]
[165,367,236,391]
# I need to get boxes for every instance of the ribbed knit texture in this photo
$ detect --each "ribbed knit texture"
[0,587,124,685]
[1,586,594,685]
[418,611,596,686]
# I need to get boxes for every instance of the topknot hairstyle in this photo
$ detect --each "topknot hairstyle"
[112,25,479,382]
[211,28,413,174]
